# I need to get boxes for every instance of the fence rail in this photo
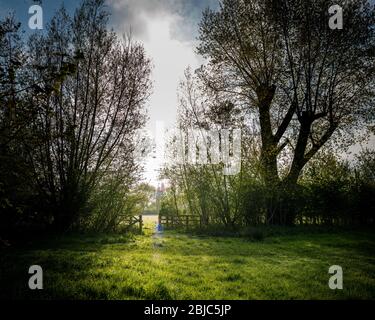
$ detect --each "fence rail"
[159,214,202,229]
[120,215,143,233]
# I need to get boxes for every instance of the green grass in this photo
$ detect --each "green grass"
[1,224,374,300]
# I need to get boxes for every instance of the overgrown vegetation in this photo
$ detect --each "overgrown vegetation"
[160,0,375,228]
[0,0,152,240]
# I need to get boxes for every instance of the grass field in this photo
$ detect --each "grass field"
[1,222,374,300]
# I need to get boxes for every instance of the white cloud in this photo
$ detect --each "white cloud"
[143,13,200,124]
[107,1,204,185]
[141,14,201,186]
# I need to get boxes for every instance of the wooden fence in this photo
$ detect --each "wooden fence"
[121,215,143,233]
[159,214,202,229]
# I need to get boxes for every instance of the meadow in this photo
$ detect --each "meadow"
[1,222,374,300]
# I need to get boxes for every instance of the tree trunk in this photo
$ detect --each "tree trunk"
[256,85,281,224]
[280,112,313,225]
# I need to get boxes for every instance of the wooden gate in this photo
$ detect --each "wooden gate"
[122,215,143,233]
[159,214,201,229]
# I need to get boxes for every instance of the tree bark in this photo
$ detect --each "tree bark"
[257,85,279,186]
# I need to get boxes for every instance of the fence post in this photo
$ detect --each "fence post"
[139,215,143,234]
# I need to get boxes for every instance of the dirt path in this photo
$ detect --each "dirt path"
[144,215,164,262]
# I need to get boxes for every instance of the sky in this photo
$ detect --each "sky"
[0,0,219,186]
[1,0,374,186]
[105,0,219,186]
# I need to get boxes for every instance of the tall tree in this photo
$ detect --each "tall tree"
[0,0,152,233]
[197,0,375,224]
[25,0,152,230]
[0,16,31,237]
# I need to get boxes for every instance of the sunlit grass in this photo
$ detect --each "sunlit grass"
[1,223,374,300]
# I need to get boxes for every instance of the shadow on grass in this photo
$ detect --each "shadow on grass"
[1,228,374,300]
[0,233,137,299]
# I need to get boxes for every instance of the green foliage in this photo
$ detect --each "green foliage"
[300,151,375,225]
[0,0,152,238]
[159,196,178,217]
[162,149,375,229]
[86,180,155,232]
[190,0,375,227]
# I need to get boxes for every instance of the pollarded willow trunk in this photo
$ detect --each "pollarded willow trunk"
[257,90,309,226]
[260,101,320,225]
[279,113,316,225]
[256,84,283,225]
